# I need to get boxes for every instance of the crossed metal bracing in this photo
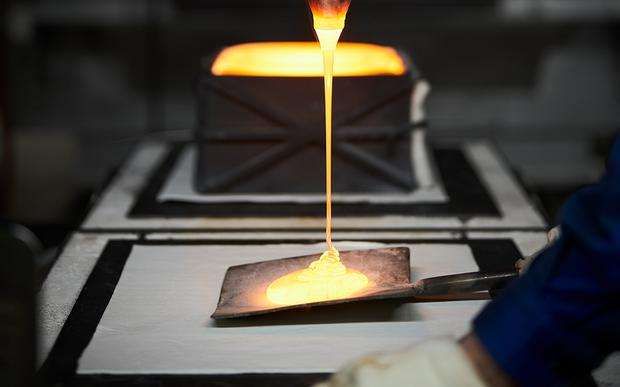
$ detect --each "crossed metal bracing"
[197,77,425,192]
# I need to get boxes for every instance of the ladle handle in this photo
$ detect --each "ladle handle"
[412,271,517,297]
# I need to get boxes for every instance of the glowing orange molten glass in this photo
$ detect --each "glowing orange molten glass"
[265,0,371,306]
[308,0,351,30]
[210,42,405,77]
[266,249,369,305]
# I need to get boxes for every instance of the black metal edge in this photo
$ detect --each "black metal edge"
[72,372,329,387]
[486,136,552,227]
[38,241,134,385]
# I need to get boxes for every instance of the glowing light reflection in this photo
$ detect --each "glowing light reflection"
[266,249,369,306]
[210,42,406,77]
[263,0,371,307]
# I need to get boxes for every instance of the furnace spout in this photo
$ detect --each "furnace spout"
[308,0,351,30]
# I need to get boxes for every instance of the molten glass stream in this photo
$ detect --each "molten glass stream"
[266,0,370,306]
[317,27,340,252]
[312,0,351,255]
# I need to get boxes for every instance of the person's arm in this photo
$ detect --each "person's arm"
[473,136,620,385]
[458,225,562,387]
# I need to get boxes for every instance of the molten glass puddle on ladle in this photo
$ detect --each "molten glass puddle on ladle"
[266,248,369,305]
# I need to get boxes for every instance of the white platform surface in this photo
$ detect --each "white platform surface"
[78,242,483,374]
[37,233,138,366]
[38,232,619,384]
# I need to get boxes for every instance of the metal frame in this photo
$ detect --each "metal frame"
[196,76,425,192]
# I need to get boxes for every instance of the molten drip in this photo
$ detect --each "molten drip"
[266,0,369,306]
[308,0,351,30]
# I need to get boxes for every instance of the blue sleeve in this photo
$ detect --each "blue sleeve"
[473,137,620,386]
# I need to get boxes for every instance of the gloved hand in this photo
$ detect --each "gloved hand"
[314,338,486,387]
[474,138,620,386]
[515,226,561,274]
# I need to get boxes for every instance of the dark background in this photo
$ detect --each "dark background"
[1,0,620,247]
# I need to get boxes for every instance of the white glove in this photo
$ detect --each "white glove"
[515,226,561,274]
[314,338,486,387]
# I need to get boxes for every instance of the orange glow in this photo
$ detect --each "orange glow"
[308,0,351,30]
[264,0,372,307]
[210,42,406,77]
[266,249,369,305]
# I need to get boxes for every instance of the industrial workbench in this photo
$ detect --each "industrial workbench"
[37,139,620,386]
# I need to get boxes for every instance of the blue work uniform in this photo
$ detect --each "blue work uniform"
[474,136,620,386]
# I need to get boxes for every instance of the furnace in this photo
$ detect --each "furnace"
[195,43,427,198]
